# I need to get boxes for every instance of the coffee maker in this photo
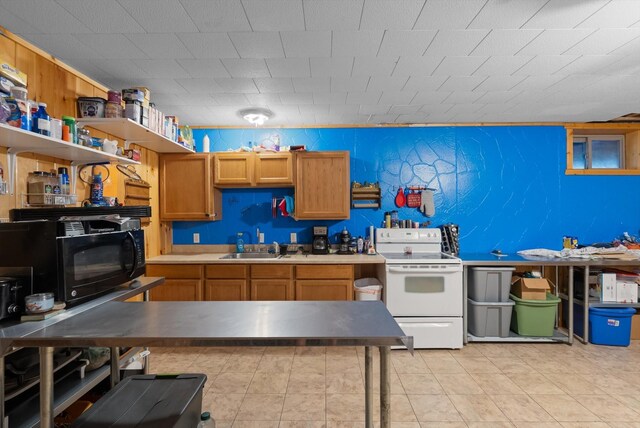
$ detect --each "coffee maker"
[337,227,352,254]
[312,226,329,254]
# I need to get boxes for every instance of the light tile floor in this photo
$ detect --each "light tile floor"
[149,341,640,427]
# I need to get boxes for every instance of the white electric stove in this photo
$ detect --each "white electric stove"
[376,228,464,349]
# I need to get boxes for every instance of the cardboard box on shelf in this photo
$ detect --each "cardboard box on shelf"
[511,276,551,300]
[0,57,27,87]
[599,273,617,302]
[616,281,639,303]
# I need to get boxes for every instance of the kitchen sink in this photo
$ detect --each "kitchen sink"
[221,252,282,259]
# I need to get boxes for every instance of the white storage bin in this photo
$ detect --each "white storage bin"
[354,278,382,301]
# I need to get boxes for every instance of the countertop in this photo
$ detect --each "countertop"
[147,253,385,264]
[460,252,640,266]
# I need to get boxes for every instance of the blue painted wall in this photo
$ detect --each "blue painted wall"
[172,126,640,253]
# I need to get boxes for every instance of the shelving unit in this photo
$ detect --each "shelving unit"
[0,123,139,194]
[77,118,194,154]
[7,364,109,428]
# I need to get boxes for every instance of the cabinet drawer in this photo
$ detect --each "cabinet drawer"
[251,264,293,279]
[295,265,353,279]
[146,264,203,279]
[206,264,248,279]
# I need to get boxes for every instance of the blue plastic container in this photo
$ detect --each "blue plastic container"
[589,307,636,346]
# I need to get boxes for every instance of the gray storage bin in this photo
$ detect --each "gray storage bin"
[467,298,515,338]
[468,266,516,302]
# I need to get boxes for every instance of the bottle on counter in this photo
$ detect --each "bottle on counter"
[32,102,50,136]
[58,167,69,195]
[236,232,245,253]
[356,236,364,254]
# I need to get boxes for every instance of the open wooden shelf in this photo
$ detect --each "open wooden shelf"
[77,118,194,154]
[0,123,139,165]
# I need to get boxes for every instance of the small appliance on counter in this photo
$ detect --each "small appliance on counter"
[0,276,27,321]
[0,214,145,307]
[337,227,353,255]
[312,226,329,254]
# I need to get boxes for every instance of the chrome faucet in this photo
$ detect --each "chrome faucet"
[271,241,280,255]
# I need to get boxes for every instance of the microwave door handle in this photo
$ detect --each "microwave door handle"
[126,231,139,278]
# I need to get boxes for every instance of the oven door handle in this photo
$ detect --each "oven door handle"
[387,267,460,274]
[126,231,139,278]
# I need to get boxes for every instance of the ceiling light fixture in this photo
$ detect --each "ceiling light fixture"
[239,108,273,126]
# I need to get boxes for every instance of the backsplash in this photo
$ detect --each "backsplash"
[172,126,640,253]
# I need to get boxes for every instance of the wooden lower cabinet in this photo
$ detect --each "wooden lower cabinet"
[147,262,358,301]
[295,279,353,301]
[205,279,249,301]
[251,279,294,300]
[150,279,203,301]
[295,264,354,301]
[146,264,204,301]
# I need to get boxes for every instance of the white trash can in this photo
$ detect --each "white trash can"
[354,278,382,301]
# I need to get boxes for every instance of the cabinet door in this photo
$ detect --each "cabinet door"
[255,153,293,186]
[295,279,354,301]
[160,154,221,221]
[294,152,350,219]
[214,153,254,186]
[251,279,294,300]
[150,279,202,301]
[205,279,249,301]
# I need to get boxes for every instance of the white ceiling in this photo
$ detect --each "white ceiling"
[1,0,640,126]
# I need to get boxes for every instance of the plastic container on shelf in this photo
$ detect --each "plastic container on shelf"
[468,267,516,302]
[32,102,50,136]
[510,293,561,337]
[62,116,77,144]
[467,298,515,337]
[77,97,106,118]
[27,171,53,204]
[589,307,636,346]
[354,278,382,301]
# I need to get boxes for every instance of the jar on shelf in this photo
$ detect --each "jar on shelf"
[27,171,53,205]
[78,127,92,147]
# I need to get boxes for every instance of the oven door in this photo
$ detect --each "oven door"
[384,263,463,317]
[58,230,145,303]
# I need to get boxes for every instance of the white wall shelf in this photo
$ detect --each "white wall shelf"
[0,123,139,195]
[77,118,194,154]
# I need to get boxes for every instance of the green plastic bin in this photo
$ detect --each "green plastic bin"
[510,293,561,337]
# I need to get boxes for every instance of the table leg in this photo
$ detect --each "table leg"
[568,266,574,345]
[364,347,374,428]
[379,346,390,428]
[40,347,54,428]
[0,354,5,428]
[143,290,150,374]
[110,347,120,388]
[583,265,590,345]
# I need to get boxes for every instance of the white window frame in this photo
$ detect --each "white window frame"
[573,135,625,169]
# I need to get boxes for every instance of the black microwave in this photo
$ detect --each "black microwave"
[0,218,145,307]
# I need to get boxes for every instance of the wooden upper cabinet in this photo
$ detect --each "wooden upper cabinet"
[214,152,293,187]
[294,151,350,219]
[160,154,222,221]
[255,153,293,185]
[214,153,254,185]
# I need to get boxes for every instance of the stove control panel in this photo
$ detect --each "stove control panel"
[376,228,442,243]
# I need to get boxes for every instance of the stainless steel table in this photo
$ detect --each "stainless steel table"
[460,253,640,345]
[4,300,412,428]
[0,276,163,428]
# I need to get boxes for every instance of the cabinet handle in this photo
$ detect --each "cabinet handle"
[205,213,210,217]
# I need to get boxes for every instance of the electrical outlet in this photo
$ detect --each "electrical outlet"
[259,233,265,244]
[290,232,297,244]
[193,233,200,244]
